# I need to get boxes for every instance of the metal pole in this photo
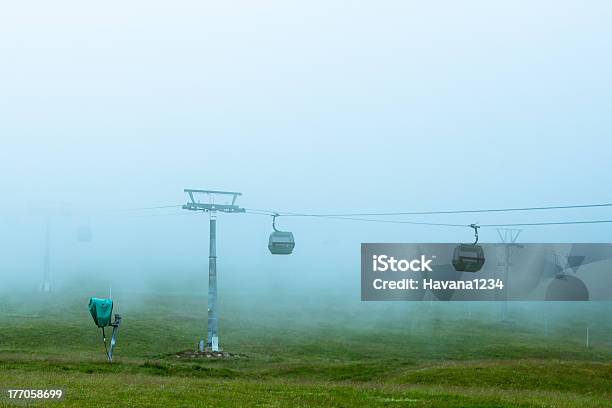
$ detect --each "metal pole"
[586,327,589,348]
[108,314,122,362]
[207,211,219,351]
[502,244,509,320]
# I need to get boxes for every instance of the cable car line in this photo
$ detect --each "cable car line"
[301,215,468,228]
[126,212,196,218]
[105,201,612,217]
[113,205,184,212]
[479,219,612,227]
[96,202,612,228]
[244,210,612,228]
[244,210,468,227]
[245,202,612,218]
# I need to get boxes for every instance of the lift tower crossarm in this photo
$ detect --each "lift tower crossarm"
[183,189,245,213]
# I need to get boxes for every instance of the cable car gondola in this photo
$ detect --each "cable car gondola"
[268,214,295,255]
[545,273,589,301]
[452,224,485,272]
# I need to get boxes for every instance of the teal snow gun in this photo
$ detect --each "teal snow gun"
[88,297,122,362]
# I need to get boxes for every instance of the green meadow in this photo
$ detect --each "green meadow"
[1,289,611,407]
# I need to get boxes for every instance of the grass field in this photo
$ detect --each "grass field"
[1,288,611,407]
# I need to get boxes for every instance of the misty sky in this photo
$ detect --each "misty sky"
[1,1,611,291]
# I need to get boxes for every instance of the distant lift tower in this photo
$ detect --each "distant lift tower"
[183,189,245,352]
[41,218,51,292]
[496,228,522,322]
[39,207,71,292]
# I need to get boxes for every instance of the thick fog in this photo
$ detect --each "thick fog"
[1,0,611,300]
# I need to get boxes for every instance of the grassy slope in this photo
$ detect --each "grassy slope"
[1,290,611,407]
